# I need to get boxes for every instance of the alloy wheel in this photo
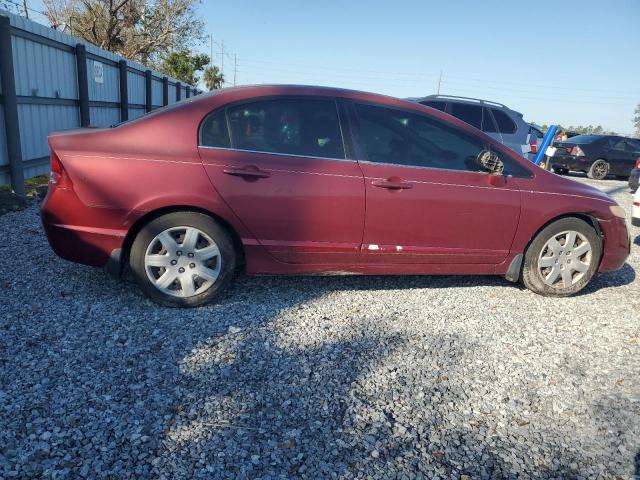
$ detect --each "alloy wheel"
[537,230,592,289]
[144,226,221,298]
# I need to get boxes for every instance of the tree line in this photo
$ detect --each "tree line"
[0,0,224,90]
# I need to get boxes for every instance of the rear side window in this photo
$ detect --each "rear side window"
[226,98,345,159]
[481,108,497,133]
[450,103,482,129]
[421,100,446,112]
[200,110,230,148]
[491,109,517,134]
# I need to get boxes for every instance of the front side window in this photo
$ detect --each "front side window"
[225,98,345,159]
[450,103,482,129]
[355,103,530,177]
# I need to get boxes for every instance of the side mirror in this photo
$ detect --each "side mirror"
[477,150,505,175]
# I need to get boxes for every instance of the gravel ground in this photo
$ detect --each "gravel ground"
[1,175,638,479]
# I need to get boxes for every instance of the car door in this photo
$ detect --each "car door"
[605,137,631,175]
[198,97,365,264]
[350,101,526,265]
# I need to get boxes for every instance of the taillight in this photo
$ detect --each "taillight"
[635,158,640,169]
[529,142,538,154]
[49,152,71,188]
[568,146,585,156]
[50,152,63,184]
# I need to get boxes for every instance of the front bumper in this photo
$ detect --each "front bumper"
[629,168,639,192]
[598,216,631,272]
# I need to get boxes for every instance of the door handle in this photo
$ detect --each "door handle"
[223,166,271,179]
[371,177,413,190]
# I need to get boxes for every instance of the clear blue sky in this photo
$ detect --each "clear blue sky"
[198,0,639,134]
[26,0,640,134]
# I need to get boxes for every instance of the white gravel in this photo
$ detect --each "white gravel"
[0,176,638,479]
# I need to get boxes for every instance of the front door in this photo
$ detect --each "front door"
[351,102,525,265]
[198,97,365,264]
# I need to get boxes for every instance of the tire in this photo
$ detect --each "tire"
[587,159,609,180]
[521,217,601,297]
[552,167,568,175]
[129,211,236,307]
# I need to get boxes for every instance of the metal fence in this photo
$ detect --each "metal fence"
[0,10,201,194]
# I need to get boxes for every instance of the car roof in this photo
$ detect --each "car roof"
[413,94,523,117]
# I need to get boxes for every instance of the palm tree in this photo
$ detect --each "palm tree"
[203,66,224,91]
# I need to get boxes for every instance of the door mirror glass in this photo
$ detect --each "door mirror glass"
[477,150,504,175]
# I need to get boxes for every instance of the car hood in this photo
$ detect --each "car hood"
[533,169,616,205]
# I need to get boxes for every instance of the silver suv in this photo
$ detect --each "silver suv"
[412,95,532,158]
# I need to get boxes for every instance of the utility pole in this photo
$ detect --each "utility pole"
[22,0,29,18]
[437,70,442,95]
[209,33,213,66]
[220,41,225,86]
[233,54,237,86]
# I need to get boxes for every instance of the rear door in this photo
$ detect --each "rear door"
[351,101,526,265]
[198,97,365,264]
[606,137,633,175]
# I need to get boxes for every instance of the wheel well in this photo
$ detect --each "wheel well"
[120,206,245,269]
[523,213,603,256]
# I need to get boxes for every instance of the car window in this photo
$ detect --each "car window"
[226,98,345,159]
[529,126,544,139]
[481,108,497,133]
[624,139,640,152]
[199,110,230,148]
[354,103,530,177]
[420,100,446,112]
[491,109,517,134]
[449,103,482,129]
[608,138,626,151]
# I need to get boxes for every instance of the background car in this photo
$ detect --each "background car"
[413,95,533,157]
[633,189,640,226]
[41,85,630,307]
[547,134,640,180]
[629,158,639,192]
[528,124,544,161]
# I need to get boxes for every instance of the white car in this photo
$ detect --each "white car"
[633,189,640,227]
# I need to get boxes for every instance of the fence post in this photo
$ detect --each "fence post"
[186,85,190,98]
[0,16,25,196]
[144,70,152,113]
[176,82,181,101]
[75,44,90,127]
[118,60,128,122]
[162,77,168,106]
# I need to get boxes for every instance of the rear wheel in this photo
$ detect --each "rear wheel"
[521,217,601,297]
[587,159,609,180]
[130,212,236,307]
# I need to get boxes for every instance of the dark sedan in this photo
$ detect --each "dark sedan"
[546,135,640,180]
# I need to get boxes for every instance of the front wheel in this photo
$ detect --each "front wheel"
[130,212,236,307]
[521,217,601,297]
[587,159,609,180]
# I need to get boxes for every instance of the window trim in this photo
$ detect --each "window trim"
[348,99,533,179]
[198,95,350,162]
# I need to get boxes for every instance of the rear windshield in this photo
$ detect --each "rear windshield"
[564,135,601,144]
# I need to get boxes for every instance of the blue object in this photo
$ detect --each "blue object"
[534,125,558,166]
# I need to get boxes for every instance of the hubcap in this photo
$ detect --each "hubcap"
[537,230,592,289]
[144,226,221,298]
[594,162,608,178]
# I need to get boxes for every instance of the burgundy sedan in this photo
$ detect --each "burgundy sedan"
[41,85,630,307]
